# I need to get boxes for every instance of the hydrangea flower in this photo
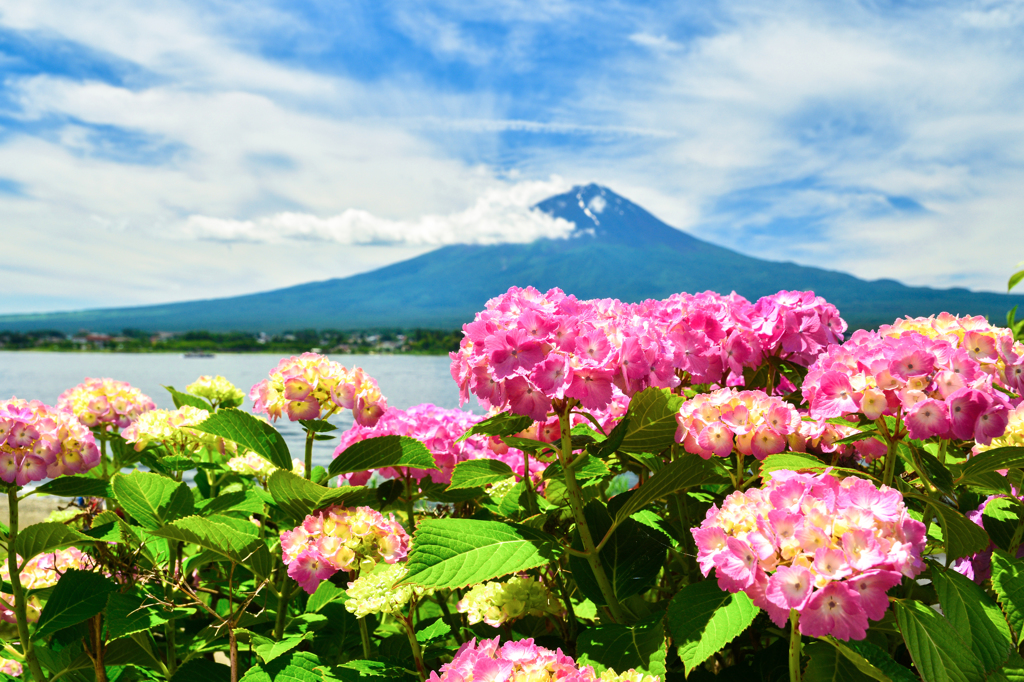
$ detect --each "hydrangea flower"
[186,375,245,407]
[803,329,1014,445]
[344,563,431,618]
[457,575,564,627]
[452,287,845,422]
[1,548,96,624]
[250,353,386,426]
[0,398,101,485]
[692,470,925,640]
[56,378,155,430]
[279,505,410,594]
[226,452,304,482]
[428,637,660,682]
[789,414,888,464]
[334,404,542,486]
[0,657,22,676]
[121,405,234,456]
[675,388,801,460]
[975,403,1024,454]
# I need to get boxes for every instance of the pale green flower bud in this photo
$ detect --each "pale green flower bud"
[456,575,564,627]
[344,564,432,618]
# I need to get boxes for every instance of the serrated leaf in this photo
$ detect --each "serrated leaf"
[33,475,112,498]
[894,599,985,682]
[148,516,267,574]
[760,452,830,476]
[196,489,266,517]
[992,550,1024,644]
[803,641,880,682]
[576,613,667,676]
[268,469,366,519]
[668,580,759,675]
[401,518,559,589]
[447,459,515,490]
[105,590,170,640]
[834,639,918,682]
[1010,269,1024,292]
[12,522,95,565]
[240,651,340,682]
[612,455,715,525]
[958,447,1024,483]
[456,411,533,443]
[111,470,194,529]
[193,408,292,470]
[592,417,630,459]
[617,388,684,455]
[543,453,611,481]
[415,618,451,643]
[306,581,348,614]
[164,385,213,411]
[328,435,437,477]
[256,633,314,664]
[33,569,115,640]
[901,488,990,561]
[933,564,1013,673]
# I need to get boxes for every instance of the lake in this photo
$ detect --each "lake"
[0,351,476,470]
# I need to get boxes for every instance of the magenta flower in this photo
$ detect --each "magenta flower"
[676,388,800,460]
[0,398,100,485]
[799,582,868,640]
[56,378,155,430]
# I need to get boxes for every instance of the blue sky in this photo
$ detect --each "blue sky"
[2,0,1024,314]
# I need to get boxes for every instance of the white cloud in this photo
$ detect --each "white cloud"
[628,33,683,51]
[181,178,576,245]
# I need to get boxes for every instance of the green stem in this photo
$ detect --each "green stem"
[304,429,315,481]
[789,609,802,682]
[358,617,374,658]
[734,452,746,490]
[557,405,627,623]
[522,449,538,516]
[551,567,579,646]
[434,593,464,644]
[404,473,417,534]
[402,616,427,681]
[164,538,179,677]
[937,439,949,465]
[7,489,48,682]
[273,568,293,640]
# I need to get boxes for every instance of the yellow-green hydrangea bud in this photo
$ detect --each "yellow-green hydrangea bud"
[487,476,518,502]
[344,563,431,618]
[598,670,660,682]
[122,406,235,457]
[187,375,245,407]
[457,575,564,627]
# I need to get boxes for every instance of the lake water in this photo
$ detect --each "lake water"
[0,351,477,470]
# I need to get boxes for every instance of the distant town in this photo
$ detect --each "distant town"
[0,328,463,355]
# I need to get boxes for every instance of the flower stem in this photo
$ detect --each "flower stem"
[273,567,293,640]
[404,473,417,533]
[304,428,315,481]
[7,488,48,682]
[789,609,802,682]
[402,616,427,681]
[557,406,627,623]
[358,616,374,658]
[522,449,538,516]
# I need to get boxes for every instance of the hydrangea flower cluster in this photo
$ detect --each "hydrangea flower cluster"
[56,377,155,430]
[451,287,846,422]
[456,575,564,627]
[975,403,1024,454]
[675,388,801,460]
[280,505,410,594]
[344,563,432,618]
[226,452,305,482]
[790,415,888,464]
[186,375,245,407]
[803,329,1015,445]
[429,637,660,682]
[879,314,1024,395]
[1,548,96,624]
[0,656,22,676]
[692,470,925,640]
[121,405,232,455]
[0,398,101,485]
[250,353,386,426]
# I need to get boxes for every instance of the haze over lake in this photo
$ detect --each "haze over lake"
[0,352,472,469]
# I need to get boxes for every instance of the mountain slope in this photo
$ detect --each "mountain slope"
[2,184,1021,333]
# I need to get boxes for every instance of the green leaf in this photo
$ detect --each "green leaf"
[592,416,630,459]
[933,564,1013,673]
[760,452,830,476]
[543,453,611,481]
[612,455,715,525]
[667,580,759,675]
[164,385,213,411]
[33,475,112,498]
[111,470,194,529]
[456,411,533,443]
[447,459,515,490]
[569,499,667,604]
[148,516,268,574]
[1010,269,1024,292]
[328,435,437,477]
[803,641,880,682]
[193,408,292,470]
[268,469,366,519]
[240,651,340,682]
[835,640,918,682]
[617,388,683,455]
[306,581,348,614]
[894,599,986,682]
[901,489,990,561]
[12,522,94,564]
[401,518,559,589]
[576,613,667,676]
[958,447,1024,483]
[992,550,1024,643]
[33,569,115,640]
[196,489,266,517]
[256,633,314,664]
[105,590,170,640]
[415,618,451,644]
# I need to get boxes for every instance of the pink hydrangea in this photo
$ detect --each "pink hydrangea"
[429,637,659,682]
[279,505,410,594]
[250,353,387,426]
[676,388,801,460]
[952,490,1024,582]
[451,287,847,421]
[0,398,101,485]
[789,413,888,464]
[56,378,155,430]
[692,470,925,640]
[803,328,1015,445]
[1,547,96,623]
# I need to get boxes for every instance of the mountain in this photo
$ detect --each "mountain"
[2,184,1022,333]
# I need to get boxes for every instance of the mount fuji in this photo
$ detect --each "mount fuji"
[2,184,1021,333]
